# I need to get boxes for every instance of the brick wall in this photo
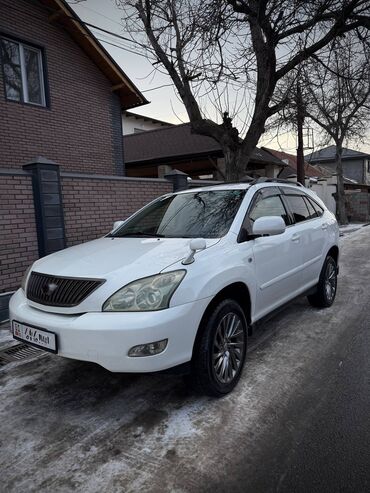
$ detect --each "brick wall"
[0,172,39,293]
[0,0,121,175]
[0,170,172,299]
[61,174,172,246]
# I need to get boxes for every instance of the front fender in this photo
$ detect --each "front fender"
[169,242,256,316]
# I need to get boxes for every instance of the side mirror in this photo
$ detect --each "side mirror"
[189,238,206,251]
[112,220,124,232]
[252,216,286,236]
[182,238,206,265]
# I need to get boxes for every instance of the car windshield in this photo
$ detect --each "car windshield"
[111,189,246,239]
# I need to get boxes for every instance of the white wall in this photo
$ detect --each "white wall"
[122,114,169,135]
[308,181,337,214]
[285,176,337,214]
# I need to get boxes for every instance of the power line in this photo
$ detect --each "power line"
[70,2,126,29]
[0,0,174,93]
[1,0,250,95]
[94,37,176,93]
[141,84,175,93]
[94,36,149,59]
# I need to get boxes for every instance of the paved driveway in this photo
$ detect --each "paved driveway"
[1,227,369,492]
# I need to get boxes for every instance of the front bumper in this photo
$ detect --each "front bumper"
[9,289,211,372]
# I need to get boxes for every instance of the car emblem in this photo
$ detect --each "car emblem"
[42,282,58,296]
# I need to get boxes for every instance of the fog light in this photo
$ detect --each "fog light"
[128,339,168,357]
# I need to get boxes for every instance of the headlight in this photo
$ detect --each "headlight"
[21,265,32,292]
[103,270,186,312]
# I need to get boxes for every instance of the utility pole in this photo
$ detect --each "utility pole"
[296,82,305,185]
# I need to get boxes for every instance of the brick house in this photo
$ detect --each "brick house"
[0,0,174,321]
[0,0,148,174]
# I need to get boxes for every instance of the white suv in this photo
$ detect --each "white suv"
[10,179,339,396]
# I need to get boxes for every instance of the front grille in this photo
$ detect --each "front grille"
[26,272,104,307]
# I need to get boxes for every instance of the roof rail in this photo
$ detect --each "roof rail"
[251,177,304,187]
[193,177,304,187]
[209,177,255,186]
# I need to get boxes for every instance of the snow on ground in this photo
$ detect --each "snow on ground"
[0,322,12,347]
[1,227,370,492]
[339,222,369,235]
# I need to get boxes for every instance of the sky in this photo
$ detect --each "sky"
[68,0,188,124]
[68,0,370,155]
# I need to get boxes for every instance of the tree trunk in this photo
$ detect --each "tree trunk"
[335,142,348,225]
[296,83,306,185]
[222,147,250,181]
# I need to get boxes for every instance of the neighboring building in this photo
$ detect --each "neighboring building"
[305,146,370,185]
[263,147,367,216]
[263,148,337,213]
[263,148,331,180]
[0,0,147,175]
[124,123,287,179]
[122,111,173,135]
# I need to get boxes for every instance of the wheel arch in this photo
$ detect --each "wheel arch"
[327,245,339,265]
[191,282,252,359]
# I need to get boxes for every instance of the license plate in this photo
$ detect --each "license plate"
[12,321,57,353]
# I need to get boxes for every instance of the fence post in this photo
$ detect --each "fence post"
[164,169,189,192]
[23,157,66,257]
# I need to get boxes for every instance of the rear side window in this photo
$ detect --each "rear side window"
[303,196,318,219]
[249,195,289,225]
[285,195,311,223]
[307,196,324,217]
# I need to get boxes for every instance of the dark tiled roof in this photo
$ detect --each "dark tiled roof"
[124,123,286,166]
[305,145,370,163]
[263,148,329,178]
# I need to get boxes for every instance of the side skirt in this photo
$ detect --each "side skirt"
[249,287,317,335]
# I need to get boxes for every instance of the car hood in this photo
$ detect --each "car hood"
[32,236,220,281]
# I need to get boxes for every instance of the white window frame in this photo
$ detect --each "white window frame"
[2,37,46,107]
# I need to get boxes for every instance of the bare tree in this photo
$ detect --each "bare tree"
[303,33,370,224]
[111,0,370,180]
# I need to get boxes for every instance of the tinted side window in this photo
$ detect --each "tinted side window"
[249,195,289,225]
[286,195,310,223]
[303,196,318,219]
[308,197,324,217]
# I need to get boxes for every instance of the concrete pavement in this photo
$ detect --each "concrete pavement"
[0,227,369,492]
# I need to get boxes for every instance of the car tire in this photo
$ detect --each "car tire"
[307,255,337,308]
[189,299,248,397]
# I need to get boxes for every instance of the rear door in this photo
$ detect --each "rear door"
[281,189,325,288]
[303,195,327,283]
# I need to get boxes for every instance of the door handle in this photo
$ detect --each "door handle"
[291,233,300,242]
[321,223,328,230]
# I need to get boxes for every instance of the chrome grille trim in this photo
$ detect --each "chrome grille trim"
[26,272,105,307]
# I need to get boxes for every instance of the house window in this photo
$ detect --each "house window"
[0,37,46,106]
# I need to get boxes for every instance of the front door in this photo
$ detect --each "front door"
[246,190,303,320]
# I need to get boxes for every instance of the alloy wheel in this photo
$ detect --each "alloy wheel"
[212,312,245,384]
[325,261,337,302]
